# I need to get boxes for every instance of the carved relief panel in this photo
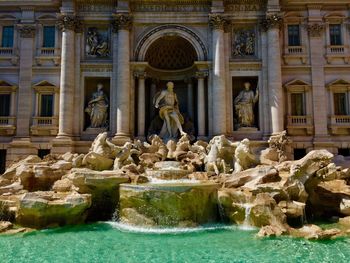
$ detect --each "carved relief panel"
[231,25,257,58]
[85,27,110,58]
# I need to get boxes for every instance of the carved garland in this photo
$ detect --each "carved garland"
[17,25,36,38]
[134,24,208,60]
[112,13,133,32]
[260,14,283,31]
[305,23,325,38]
[56,15,82,32]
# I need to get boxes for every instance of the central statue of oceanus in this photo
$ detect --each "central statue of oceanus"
[154,82,187,141]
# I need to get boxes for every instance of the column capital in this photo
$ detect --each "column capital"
[261,14,283,31]
[196,71,209,79]
[209,14,228,30]
[112,13,133,32]
[17,24,36,38]
[305,23,325,38]
[57,14,82,32]
[134,71,147,79]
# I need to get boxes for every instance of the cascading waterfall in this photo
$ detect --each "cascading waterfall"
[241,203,254,230]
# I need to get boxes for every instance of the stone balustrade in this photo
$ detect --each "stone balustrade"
[287,115,313,135]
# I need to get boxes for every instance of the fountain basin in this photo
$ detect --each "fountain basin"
[119,182,219,227]
[145,161,191,180]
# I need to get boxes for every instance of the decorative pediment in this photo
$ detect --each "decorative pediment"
[284,79,311,92]
[36,14,57,21]
[0,80,17,92]
[324,12,346,23]
[0,14,17,20]
[327,79,350,92]
[32,80,59,92]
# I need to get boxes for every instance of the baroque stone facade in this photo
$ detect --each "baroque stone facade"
[1,0,350,169]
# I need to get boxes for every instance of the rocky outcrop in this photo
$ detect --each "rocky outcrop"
[289,225,342,240]
[218,189,287,229]
[16,191,91,229]
[119,182,219,227]
[67,169,130,221]
[290,150,334,184]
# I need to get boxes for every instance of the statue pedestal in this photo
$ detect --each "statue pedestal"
[237,127,258,132]
[81,128,108,141]
[233,127,261,141]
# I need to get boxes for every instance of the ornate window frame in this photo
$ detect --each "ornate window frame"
[283,13,307,65]
[284,79,313,135]
[327,79,350,135]
[31,80,59,136]
[324,13,349,64]
[0,80,17,135]
[35,14,61,66]
[0,14,18,65]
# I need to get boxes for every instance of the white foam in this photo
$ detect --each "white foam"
[148,178,200,184]
[107,222,237,234]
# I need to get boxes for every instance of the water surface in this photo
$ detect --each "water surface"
[0,223,349,263]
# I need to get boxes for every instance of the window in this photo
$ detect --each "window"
[40,94,53,117]
[0,94,10,116]
[291,93,305,116]
[330,24,342,46]
[288,25,300,46]
[43,26,55,48]
[1,26,14,48]
[0,149,6,174]
[334,93,347,115]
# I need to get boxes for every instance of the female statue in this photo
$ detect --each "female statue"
[234,82,259,128]
[85,83,109,128]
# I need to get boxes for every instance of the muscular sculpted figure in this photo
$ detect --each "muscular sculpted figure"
[85,83,109,128]
[154,82,186,140]
[234,82,259,128]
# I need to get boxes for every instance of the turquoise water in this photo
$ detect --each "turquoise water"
[0,223,349,263]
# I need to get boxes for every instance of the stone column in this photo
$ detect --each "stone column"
[7,23,37,163]
[307,23,328,138]
[56,15,79,139]
[187,79,194,120]
[262,14,284,134]
[16,24,36,138]
[111,30,118,135]
[209,14,227,135]
[135,71,146,139]
[112,13,132,144]
[73,28,82,136]
[196,71,208,138]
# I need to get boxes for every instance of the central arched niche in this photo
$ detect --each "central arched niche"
[145,35,198,70]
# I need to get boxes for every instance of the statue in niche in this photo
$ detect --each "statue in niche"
[85,83,109,128]
[86,28,109,57]
[154,82,187,141]
[234,82,259,128]
[232,28,255,57]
